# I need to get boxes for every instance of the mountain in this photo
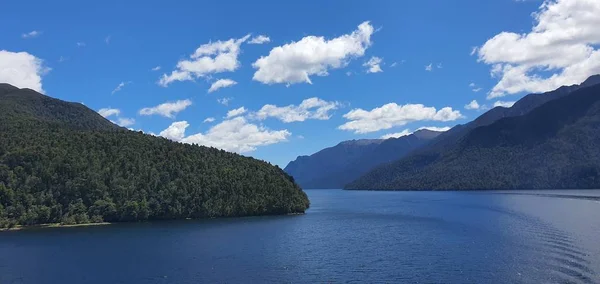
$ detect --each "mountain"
[346,77,600,190]
[284,129,442,189]
[0,85,309,228]
[413,74,600,156]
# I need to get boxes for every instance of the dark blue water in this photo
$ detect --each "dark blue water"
[1,190,599,284]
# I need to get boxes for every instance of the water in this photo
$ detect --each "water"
[1,190,599,284]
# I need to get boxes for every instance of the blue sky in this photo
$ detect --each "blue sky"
[2,0,600,167]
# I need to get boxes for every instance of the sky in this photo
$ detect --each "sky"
[2,0,600,167]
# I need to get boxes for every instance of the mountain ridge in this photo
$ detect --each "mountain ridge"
[346,76,600,190]
[284,129,442,189]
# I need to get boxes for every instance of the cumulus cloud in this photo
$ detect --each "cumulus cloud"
[493,100,516,108]
[380,126,451,139]
[139,99,192,118]
[390,62,398,67]
[418,126,451,132]
[217,97,232,106]
[159,34,250,86]
[0,50,48,93]
[477,0,600,99]
[160,117,290,153]
[159,121,189,140]
[364,56,383,73]
[253,97,341,123]
[248,35,271,44]
[465,100,480,110]
[226,107,247,118]
[381,129,412,139]
[22,30,41,39]
[98,108,134,127]
[151,66,161,71]
[115,117,135,127]
[208,78,237,93]
[98,108,120,118]
[425,63,433,71]
[203,117,215,123]
[339,103,463,134]
[252,21,374,85]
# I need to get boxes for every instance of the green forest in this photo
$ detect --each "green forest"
[0,84,309,228]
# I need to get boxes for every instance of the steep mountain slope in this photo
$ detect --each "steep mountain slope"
[0,85,309,228]
[412,74,600,155]
[284,130,442,189]
[347,82,600,190]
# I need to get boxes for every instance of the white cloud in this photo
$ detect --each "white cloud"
[425,63,433,71]
[76,42,86,47]
[470,46,479,56]
[493,100,516,108]
[253,97,341,123]
[477,0,600,99]
[380,126,451,139]
[22,31,41,39]
[159,34,250,87]
[418,126,451,132]
[346,71,353,76]
[208,78,237,93]
[0,50,48,93]
[226,107,247,118]
[159,121,189,140]
[111,81,130,94]
[390,62,398,68]
[465,100,480,110]
[339,103,463,134]
[469,82,483,92]
[151,66,161,71]
[252,21,374,85]
[58,56,68,63]
[98,108,134,127]
[381,129,412,139]
[98,108,120,118]
[139,99,192,118]
[437,63,443,69]
[217,97,232,106]
[249,35,271,44]
[203,117,215,123]
[115,117,135,127]
[160,117,290,153]
[364,56,383,73]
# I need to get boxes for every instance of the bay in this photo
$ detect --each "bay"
[1,189,599,283]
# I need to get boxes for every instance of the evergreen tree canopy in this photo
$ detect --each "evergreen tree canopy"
[0,84,309,228]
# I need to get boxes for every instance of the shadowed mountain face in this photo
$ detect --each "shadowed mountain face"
[347,76,600,190]
[0,84,309,228]
[284,130,442,189]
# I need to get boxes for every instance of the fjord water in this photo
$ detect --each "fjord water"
[1,190,599,283]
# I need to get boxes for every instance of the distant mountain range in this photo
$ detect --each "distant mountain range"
[284,129,443,189]
[346,75,600,190]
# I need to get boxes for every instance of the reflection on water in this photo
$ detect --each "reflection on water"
[0,189,598,283]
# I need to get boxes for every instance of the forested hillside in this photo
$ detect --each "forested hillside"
[0,84,309,228]
[346,81,600,190]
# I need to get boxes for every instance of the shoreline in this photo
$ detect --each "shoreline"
[1,222,112,232]
[1,212,307,232]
